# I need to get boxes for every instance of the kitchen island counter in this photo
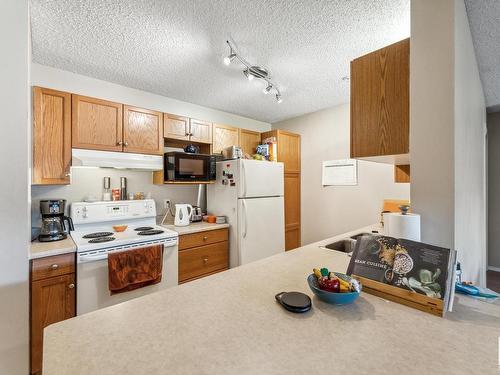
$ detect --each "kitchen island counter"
[44,225,500,375]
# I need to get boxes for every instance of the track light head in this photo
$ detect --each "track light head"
[263,84,272,95]
[276,94,283,104]
[224,53,236,66]
[244,69,254,81]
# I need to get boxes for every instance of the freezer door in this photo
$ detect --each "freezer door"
[238,196,285,265]
[238,159,284,198]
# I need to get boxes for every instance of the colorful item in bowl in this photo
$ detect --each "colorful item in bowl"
[308,267,361,305]
[112,225,128,232]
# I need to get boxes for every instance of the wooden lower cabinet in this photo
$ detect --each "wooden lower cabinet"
[178,228,229,283]
[30,254,76,375]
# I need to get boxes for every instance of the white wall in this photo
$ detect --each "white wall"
[31,63,271,132]
[410,0,455,249]
[273,104,410,245]
[487,112,500,269]
[0,1,30,374]
[411,0,486,285]
[453,0,487,285]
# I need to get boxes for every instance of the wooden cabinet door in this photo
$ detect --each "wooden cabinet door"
[238,128,261,155]
[212,123,239,154]
[32,87,71,185]
[178,241,229,283]
[284,173,301,250]
[189,119,212,144]
[72,95,123,152]
[277,130,301,173]
[164,114,189,141]
[350,38,409,158]
[123,106,163,155]
[31,273,75,374]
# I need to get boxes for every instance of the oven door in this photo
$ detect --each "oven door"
[167,153,211,181]
[76,244,178,315]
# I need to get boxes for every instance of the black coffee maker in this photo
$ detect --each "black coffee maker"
[38,199,74,242]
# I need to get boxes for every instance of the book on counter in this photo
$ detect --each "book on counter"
[346,234,457,315]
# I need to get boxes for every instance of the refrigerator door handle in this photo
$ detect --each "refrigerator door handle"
[241,161,247,197]
[242,200,248,238]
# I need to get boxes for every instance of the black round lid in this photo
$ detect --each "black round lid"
[275,292,311,313]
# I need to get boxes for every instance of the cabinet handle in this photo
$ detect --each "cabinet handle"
[124,142,129,146]
[203,236,208,241]
[68,283,75,289]
[203,257,209,264]
[185,133,190,136]
[117,141,123,146]
[64,172,71,177]
[50,264,59,270]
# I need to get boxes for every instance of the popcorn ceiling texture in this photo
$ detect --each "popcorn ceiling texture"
[464,0,500,111]
[30,0,409,123]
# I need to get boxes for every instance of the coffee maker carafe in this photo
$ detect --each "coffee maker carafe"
[38,199,74,242]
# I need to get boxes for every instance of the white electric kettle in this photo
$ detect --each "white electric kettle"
[174,204,193,227]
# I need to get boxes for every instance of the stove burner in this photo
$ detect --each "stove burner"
[134,226,154,231]
[137,230,164,236]
[82,232,114,239]
[88,237,116,244]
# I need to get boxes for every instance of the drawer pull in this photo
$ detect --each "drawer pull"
[50,264,59,270]
[68,283,75,289]
[203,257,209,264]
[203,236,208,241]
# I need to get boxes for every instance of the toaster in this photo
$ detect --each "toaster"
[222,145,243,160]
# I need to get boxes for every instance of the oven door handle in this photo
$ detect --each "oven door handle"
[78,253,108,263]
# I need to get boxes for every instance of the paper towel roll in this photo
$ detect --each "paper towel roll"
[383,212,421,241]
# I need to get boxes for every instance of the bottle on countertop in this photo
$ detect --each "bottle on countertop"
[103,177,111,201]
[120,177,127,200]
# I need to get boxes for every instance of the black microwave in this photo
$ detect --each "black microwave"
[164,152,217,182]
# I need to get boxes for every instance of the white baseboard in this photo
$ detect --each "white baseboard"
[487,266,500,273]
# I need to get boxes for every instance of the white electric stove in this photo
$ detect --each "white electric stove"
[70,199,178,315]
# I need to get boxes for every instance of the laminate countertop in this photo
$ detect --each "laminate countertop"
[30,237,76,260]
[43,225,500,375]
[159,221,229,235]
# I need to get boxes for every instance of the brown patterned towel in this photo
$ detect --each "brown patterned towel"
[108,245,163,295]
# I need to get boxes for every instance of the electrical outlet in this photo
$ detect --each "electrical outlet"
[163,199,171,210]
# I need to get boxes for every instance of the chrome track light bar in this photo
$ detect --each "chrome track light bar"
[224,40,282,103]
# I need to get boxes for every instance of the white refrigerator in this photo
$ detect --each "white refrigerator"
[207,159,285,268]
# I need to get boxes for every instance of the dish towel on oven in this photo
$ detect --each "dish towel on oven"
[108,245,163,295]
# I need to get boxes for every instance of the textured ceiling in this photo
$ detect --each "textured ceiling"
[30,0,410,123]
[464,0,500,112]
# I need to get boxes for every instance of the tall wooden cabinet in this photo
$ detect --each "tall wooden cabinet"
[32,87,72,185]
[350,38,409,162]
[30,253,76,375]
[261,129,301,251]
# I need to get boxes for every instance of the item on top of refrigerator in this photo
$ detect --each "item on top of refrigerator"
[112,188,121,201]
[256,144,269,160]
[215,216,226,224]
[222,145,243,160]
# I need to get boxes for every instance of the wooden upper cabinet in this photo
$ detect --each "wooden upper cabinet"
[189,119,212,144]
[212,123,239,154]
[350,38,409,159]
[72,95,123,152]
[238,128,261,155]
[32,87,72,185]
[123,106,163,155]
[164,113,189,141]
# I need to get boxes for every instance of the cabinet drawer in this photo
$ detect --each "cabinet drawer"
[179,241,228,282]
[179,229,228,250]
[31,253,75,281]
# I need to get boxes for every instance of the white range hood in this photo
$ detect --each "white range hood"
[72,149,163,171]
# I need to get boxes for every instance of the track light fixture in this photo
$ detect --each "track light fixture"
[223,40,283,103]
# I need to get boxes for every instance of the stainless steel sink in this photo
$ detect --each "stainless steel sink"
[349,232,372,241]
[323,239,356,253]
